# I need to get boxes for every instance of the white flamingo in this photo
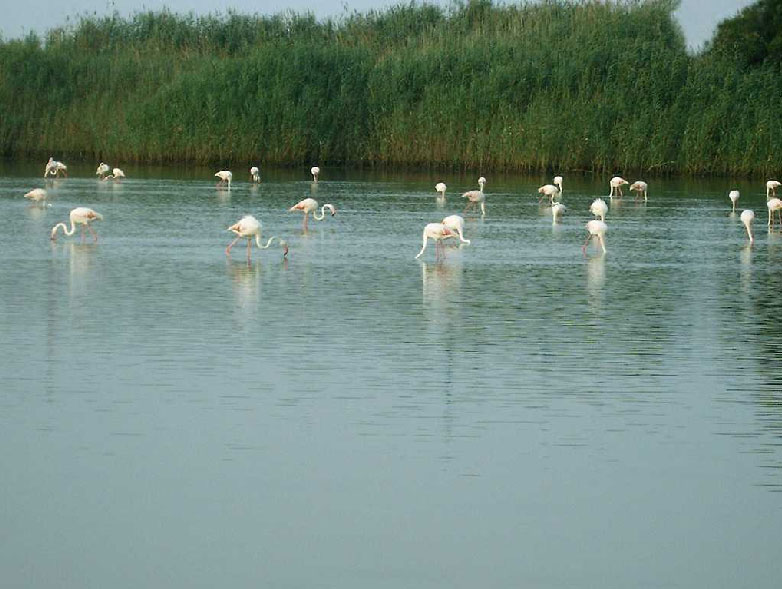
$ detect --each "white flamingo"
[629,180,648,201]
[441,214,471,244]
[416,222,454,260]
[729,190,740,211]
[250,166,260,182]
[551,202,566,222]
[289,197,336,230]
[24,188,47,203]
[767,180,781,199]
[582,219,607,253]
[103,167,125,181]
[590,198,608,221]
[215,170,232,188]
[311,166,320,182]
[553,175,563,194]
[95,163,110,178]
[462,177,486,215]
[609,176,628,198]
[740,210,755,243]
[538,184,560,204]
[50,207,103,242]
[226,215,288,261]
[435,182,447,198]
[44,157,67,178]
[767,197,782,228]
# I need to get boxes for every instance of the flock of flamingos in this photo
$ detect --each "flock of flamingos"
[23,157,782,261]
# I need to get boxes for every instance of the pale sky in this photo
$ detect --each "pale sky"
[0,0,756,49]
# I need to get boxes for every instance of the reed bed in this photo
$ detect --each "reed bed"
[0,0,779,175]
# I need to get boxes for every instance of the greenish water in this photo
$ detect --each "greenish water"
[1,164,781,588]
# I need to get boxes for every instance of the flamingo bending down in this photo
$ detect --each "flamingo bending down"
[553,175,563,194]
[590,198,608,221]
[24,188,47,203]
[582,220,607,253]
[729,190,740,211]
[215,170,232,188]
[538,184,560,204]
[441,214,471,244]
[45,157,68,178]
[226,215,288,261]
[104,168,125,181]
[96,163,110,178]
[462,177,486,215]
[311,166,320,182]
[630,180,648,201]
[50,207,103,242]
[740,210,755,243]
[435,182,447,198]
[767,198,782,228]
[609,176,628,198]
[250,166,260,183]
[416,222,454,260]
[289,197,336,230]
[551,202,566,222]
[767,180,781,199]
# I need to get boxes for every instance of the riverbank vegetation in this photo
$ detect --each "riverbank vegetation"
[0,0,780,175]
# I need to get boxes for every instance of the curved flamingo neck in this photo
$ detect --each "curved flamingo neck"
[52,219,76,237]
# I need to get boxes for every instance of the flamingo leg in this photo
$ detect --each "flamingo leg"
[87,224,98,243]
[582,234,593,253]
[225,236,241,256]
[303,212,309,231]
[80,225,86,243]
[247,238,252,262]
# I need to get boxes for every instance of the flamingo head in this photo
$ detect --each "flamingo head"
[326,204,336,216]
[281,240,289,257]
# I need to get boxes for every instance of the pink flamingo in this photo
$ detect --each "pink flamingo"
[226,215,288,261]
[416,223,454,260]
[50,207,103,243]
[289,197,336,230]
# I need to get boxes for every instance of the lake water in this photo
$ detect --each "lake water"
[1,162,781,588]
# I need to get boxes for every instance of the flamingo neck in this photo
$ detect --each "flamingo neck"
[313,206,327,221]
[52,219,76,238]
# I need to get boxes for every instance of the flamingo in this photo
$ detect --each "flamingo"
[44,157,67,178]
[226,215,288,261]
[250,166,260,183]
[96,162,110,178]
[767,180,781,199]
[729,190,740,211]
[415,222,455,260]
[629,180,648,201]
[462,177,486,215]
[767,197,782,228]
[740,209,755,243]
[215,170,232,188]
[609,176,628,198]
[311,166,320,182]
[104,167,125,181]
[50,207,103,242]
[24,188,47,203]
[538,184,560,204]
[289,197,336,230]
[553,175,563,194]
[435,182,447,198]
[582,219,607,253]
[551,202,566,222]
[441,214,471,244]
[590,198,608,221]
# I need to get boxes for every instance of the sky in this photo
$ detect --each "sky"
[0,0,757,49]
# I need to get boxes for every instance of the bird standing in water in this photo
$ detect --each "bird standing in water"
[226,215,288,262]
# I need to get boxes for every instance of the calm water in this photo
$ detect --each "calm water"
[2,163,781,588]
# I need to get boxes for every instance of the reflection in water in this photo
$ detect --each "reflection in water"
[740,244,752,296]
[227,261,261,311]
[585,254,605,314]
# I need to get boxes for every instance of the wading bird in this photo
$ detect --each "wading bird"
[24,188,47,203]
[630,180,648,201]
[289,197,336,230]
[215,170,232,188]
[104,168,125,181]
[311,166,320,182]
[436,182,446,198]
[590,198,608,221]
[96,163,110,178]
[609,176,628,198]
[729,190,740,212]
[582,219,607,254]
[44,157,67,178]
[551,202,566,222]
[538,184,560,204]
[463,177,486,215]
[50,207,103,242]
[442,214,470,244]
[250,166,260,183]
[767,180,781,199]
[741,209,755,243]
[226,215,288,262]
[553,175,563,194]
[767,197,782,228]
[415,222,454,260]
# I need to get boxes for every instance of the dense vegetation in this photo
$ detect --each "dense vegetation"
[0,0,781,175]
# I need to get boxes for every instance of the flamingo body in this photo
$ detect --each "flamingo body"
[96,162,110,178]
[538,184,560,203]
[441,214,470,244]
[629,180,648,201]
[226,215,288,261]
[435,182,446,197]
[729,190,740,211]
[50,207,103,242]
[551,203,566,222]
[416,222,454,260]
[24,188,47,202]
[289,197,336,230]
[250,166,260,182]
[462,177,486,215]
[583,219,607,253]
[767,180,781,198]
[609,176,628,198]
[45,157,67,178]
[740,209,755,243]
[215,170,232,188]
[553,175,563,194]
[311,166,320,182]
[767,197,782,228]
[590,198,608,221]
